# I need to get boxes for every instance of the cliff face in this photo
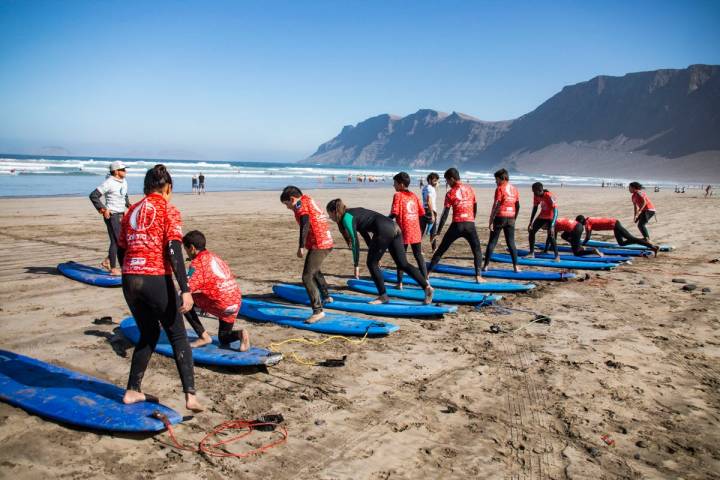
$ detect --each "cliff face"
[307,65,720,180]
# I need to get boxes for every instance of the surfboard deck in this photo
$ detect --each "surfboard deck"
[57,262,122,287]
[381,270,535,293]
[347,279,500,305]
[513,249,632,264]
[431,263,576,281]
[0,349,181,432]
[536,242,651,257]
[240,298,399,336]
[585,240,674,252]
[272,284,456,317]
[490,253,619,270]
[120,317,282,367]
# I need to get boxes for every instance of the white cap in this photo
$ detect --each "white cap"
[109,161,126,171]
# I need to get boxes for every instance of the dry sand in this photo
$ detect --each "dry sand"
[0,185,718,479]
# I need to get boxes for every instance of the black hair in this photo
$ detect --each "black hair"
[494,168,509,182]
[532,182,544,193]
[444,168,460,181]
[280,185,303,202]
[144,164,173,195]
[575,215,586,224]
[393,171,411,188]
[426,172,439,182]
[629,181,644,190]
[183,230,206,250]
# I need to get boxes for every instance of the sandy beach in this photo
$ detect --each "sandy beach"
[0,185,719,479]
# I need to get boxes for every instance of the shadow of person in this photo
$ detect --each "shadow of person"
[84,328,133,358]
[25,266,62,276]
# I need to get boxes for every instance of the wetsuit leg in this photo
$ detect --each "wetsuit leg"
[104,213,122,268]
[637,211,654,239]
[427,222,462,272]
[184,309,206,337]
[502,219,518,268]
[483,222,503,269]
[396,244,408,285]
[123,274,195,394]
[366,237,390,295]
[614,222,654,248]
[410,242,427,279]
[387,234,428,288]
[568,224,593,256]
[302,248,331,313]
[528,217,546,253]
[457,222,483,276]
[218,320,242,346]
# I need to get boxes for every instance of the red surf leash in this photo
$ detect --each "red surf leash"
[152,412,288,458]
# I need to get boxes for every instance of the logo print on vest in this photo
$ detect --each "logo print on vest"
[129,199,157,231]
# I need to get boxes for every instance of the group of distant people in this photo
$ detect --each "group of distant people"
[87,161,664,412]
[191,173,206,194]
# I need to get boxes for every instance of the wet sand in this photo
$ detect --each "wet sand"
[0,186,718,479]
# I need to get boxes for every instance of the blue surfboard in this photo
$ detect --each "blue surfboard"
[57,262,122,287]
[585,240,674,252]
[490,253,618,270]
[513,249,632,264]
[536,242,651,257]
[0,350,181,432]
[431,263,576,281]
[120,317,282,367]
[240,299,398,336]
[347,279,499,305]
[272,284,456,317]
[381,270,535,293]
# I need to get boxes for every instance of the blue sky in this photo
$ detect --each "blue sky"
[1,0,718,161]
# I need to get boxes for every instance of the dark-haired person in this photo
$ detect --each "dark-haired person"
[526,182,559,260]
[546,217,603,257]
[420,172,440,250]
[427,168,484,283]
[181,230,249,350]
[389,172,427,289]
[117,164,202,412]
[89,161,130,275]
[198,172,206,194]
[629,182,656,240]
[326,199,433,304]
[281,186,334,323]
[579,215,659,256]
[482,168,520,272]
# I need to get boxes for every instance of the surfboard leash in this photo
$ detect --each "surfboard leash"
[267,329,370,367]
[152,412,288,458]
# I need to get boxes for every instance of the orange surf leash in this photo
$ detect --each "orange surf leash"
[152,412,288,458]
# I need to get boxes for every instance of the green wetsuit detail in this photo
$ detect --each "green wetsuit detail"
[341,212,360,266]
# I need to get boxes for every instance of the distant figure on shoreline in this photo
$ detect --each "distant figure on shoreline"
[192,174,198,193]
[706,185,713,197]
[198,172,205,194]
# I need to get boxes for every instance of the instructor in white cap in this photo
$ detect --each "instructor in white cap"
[89,161,130,275]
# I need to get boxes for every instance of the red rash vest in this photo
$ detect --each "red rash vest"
[445,182,476,223]
[554,217,577,232]
[585,217,617,232]
[188,249,242,323]
[494,181,519,218]
[293,194,333,250]
[119,193,183,275]
[632,191,655,212]
[533,191,558,220]
[391,190,425,245]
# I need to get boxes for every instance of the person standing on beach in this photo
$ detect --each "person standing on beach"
[192,174,198,193]
[181,230,250,349]
[389,172,427,289]
[579,215,659,256]
[426,168,485,283]
[198,173,205,194]
[117,164,202,412]
[526,182,559,260]
[420,172,440,251]
[281,186,334,323]
[89,160,130,276]
[629,181,655,240]
[482,168,520,272]
[326,199,433,304]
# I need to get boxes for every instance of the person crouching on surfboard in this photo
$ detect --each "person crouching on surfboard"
[527,182,559,261]
[326,198,433,304]
[181,230,249,350]
[281,186,334,324]
[578,216,659,256]
[545,217,603,257]
[389,171,427,289]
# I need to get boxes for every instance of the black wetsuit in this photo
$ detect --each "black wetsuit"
[637,210,654,239]
[341,208,428,295]
[557,223,597,256]
[427,201,483,276]
[184,309,243,346]
[484,216,518,268]
[584,221,655,249]
[89,189,130,269]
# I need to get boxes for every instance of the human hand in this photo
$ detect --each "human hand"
[179,292,194,314]
[354,266,360,279]
[102,209,111,219]
[297,247,305,258]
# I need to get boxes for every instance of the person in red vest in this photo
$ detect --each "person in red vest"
[281,186,334,323]
[629,182,656,240]
[546,217,603,257]
[389,171,427,288]
[181,230,248,350]
[483,168,520,272]
[527,182,559,260]
[427,168,484,283]
[579,215,659,256]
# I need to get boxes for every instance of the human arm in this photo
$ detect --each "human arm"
[298,214,310,256]
[89,189,111,219]
[583,226,592,245]
[434,207,450,238]
[341,213,361,268]
[528,205,538,231]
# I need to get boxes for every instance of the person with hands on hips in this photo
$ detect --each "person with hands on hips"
[89,160,130,275]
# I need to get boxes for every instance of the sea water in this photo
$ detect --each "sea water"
[0,154,652,198]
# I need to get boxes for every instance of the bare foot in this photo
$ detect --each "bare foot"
[423,286,434,305]
[324,296,334,304]
[397,282,403,290]
[110,267,122,276]
[123,390,147,405]
[475,275,485,283]
[191,331,212,348]
[239,329,250,352]
[652,246,660,257]
[525,253,535,259]
[369,294,390,305]
[593,248,604,257]
[306,311,325,324]
[553,256,561,262]
[513,266,522,273]
[185,393,204,412]
[101,257,110,270]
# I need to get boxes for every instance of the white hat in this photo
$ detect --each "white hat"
[109,161,127,171]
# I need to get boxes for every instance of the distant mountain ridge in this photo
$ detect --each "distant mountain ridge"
[307,65,720,181]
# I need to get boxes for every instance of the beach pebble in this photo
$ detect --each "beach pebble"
[587,446,601,458]
[636,440,648,448]
[634,453,641,460]
[314,419,326,426]
[702,287,711,293]
[618,426,628,434]
[638,279,646,285]
[672,278,687,283]
[682,284,697,291]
